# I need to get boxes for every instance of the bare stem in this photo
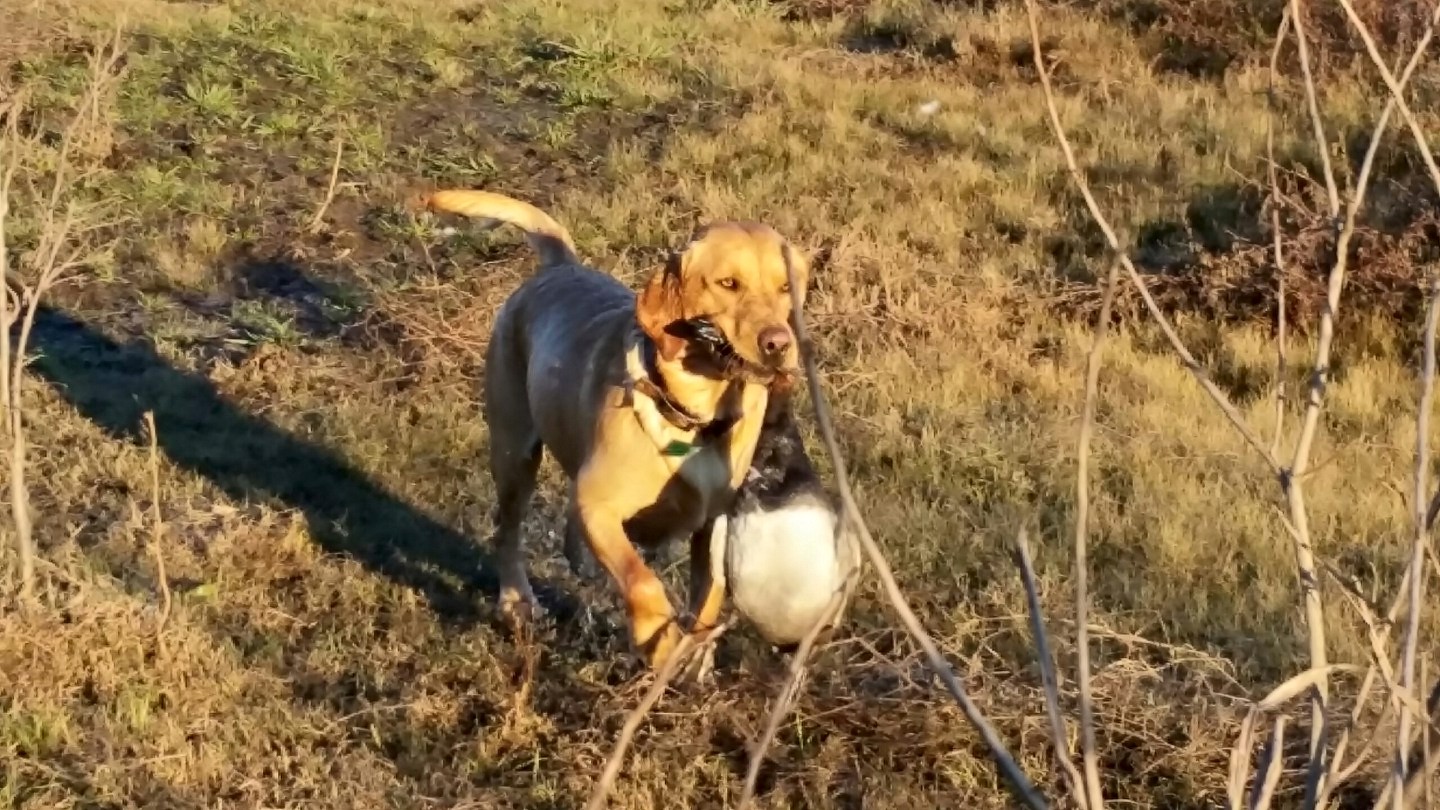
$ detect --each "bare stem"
[1023,0,1280,473]
[1070,251,1121,810]
[783,246,1047,808]
[1014,527,1089,809]
[0,99,29,605]
[143,412,173,648]
[1250,716,1287,810]
[738,585,848,809]
[1395,278,1440,808]
[1282,0,1350,769]
[307,133,345,235]
[585,622,731,810]
[1333,0,1440,198]
[0,29,125,607]
[1289,0,1340,217]
[1266,8,1293,459]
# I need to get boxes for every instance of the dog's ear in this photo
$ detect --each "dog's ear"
[637,252,687,361]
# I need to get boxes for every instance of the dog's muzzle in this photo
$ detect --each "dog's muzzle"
[685,318,794,384]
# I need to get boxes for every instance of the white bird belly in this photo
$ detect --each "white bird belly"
[719,499,847,646]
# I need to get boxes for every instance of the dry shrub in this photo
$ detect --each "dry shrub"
[779,0,1431,77]
[1056,210,1440,332]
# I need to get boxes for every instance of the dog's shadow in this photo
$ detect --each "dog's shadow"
[26,303,559,626]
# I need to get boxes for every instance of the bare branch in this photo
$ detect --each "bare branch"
[307,133,345,235]
[0,97,28,603]
[1266,8,1293,459]
[1289,0,1340,217]
[584,621,732,810]
[1022,0,1279,472]
[1070,243,1121,809]
[783,238,1047,808]
[1279,0,1437,777]
[0,30,126,606]
[1280,0,1351,770]
[1013,527,1089,809]
[1334,0,1440,200]
[738,583,848,809]
[1249,716,1287,810]
[1228,708,1262,810]
[1394,278,1440,808]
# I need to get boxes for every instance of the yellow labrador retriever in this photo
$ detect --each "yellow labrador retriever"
[423,190,807,671]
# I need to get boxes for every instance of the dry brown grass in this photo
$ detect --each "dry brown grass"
[0,0,1438,807]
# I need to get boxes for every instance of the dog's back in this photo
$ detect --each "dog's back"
[426,191,640,475]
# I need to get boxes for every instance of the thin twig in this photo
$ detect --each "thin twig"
[0,98,27,604]
[1283,0,1438,780]
[1229,707,1263,810]
[783,247,1047,808]
[1333,0,1440,199]
[1315,547,1432,803]
[0,29,125,606]
[1396,278,1440,808]
[585,621,731,810]
[1289,0,1340,217]
[1282,0,1349,772]
[1013,527,1088,809]
[142,412,172,648]
[307,133,345,235]
[738,584,848,809]
[1266,8,1292,459]
[1070,255,1120,810]
[1023,0,1279,472]
[1318,5,1440,806]
[1419,663,1434,809]
[1249,716,1287,810]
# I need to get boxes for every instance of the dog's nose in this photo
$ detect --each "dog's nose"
[758,326,792,357]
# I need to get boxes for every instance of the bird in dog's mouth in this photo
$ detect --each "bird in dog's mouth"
[672,316,798,391]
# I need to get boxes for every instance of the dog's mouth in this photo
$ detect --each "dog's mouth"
[669,318,794,385]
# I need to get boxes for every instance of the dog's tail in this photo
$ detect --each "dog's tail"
[422,189,579,269]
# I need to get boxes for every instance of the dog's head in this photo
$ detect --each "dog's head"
[636,222,809,378]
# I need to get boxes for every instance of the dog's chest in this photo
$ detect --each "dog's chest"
[621,444,732,547]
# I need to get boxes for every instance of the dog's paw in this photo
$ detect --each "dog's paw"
[499,586,544,629]
[637,620,684,672]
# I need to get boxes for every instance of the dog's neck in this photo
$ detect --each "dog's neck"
[632,332,734,429]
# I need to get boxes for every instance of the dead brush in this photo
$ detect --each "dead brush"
[0,27,125,609]
[1053,206,1440,335]
[359,274,511,384]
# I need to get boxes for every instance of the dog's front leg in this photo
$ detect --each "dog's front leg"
[678,519,727,683]
[574,499,682,669]
[727,382,770,490]
[687,520,727,634]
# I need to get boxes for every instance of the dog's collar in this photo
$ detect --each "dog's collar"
[636,352,707,432]
[627,335,738,449]
[633,337,707,432]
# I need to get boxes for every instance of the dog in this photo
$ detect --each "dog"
[422,189,809,672]
[709,383,860,652]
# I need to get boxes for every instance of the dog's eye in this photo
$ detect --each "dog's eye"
[779,282,790,294]
[716,278,740,291]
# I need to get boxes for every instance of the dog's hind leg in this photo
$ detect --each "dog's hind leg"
[488,431,541,623]
[562,485,600,581]
[484,351,543,624]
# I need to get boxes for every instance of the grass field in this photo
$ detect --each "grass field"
[2,0,1438,806]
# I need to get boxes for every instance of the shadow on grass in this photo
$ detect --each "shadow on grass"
[28,304,507,626]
